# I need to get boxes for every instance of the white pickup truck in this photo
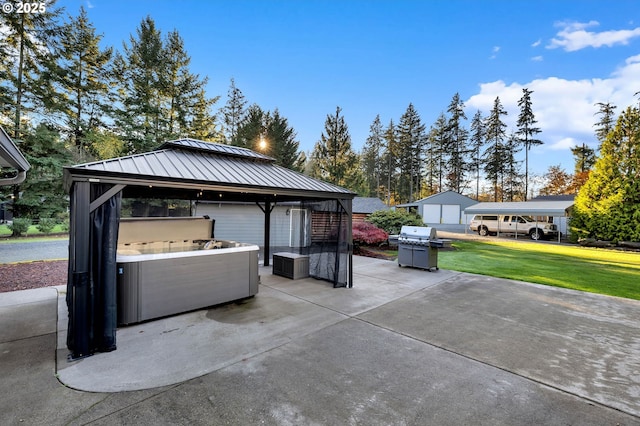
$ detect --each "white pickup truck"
[469,214,559,240]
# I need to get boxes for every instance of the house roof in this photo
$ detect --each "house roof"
[0,126,30,185]
[464,200,574,217]
[64,138,355,201]
[352,197,389,214]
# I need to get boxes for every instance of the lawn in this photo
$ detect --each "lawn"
[438,240,640,301]
[0,224,67,238]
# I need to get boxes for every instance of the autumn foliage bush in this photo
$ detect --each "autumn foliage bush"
[352,221,388,246]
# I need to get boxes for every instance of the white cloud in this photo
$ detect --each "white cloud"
[547,20,640,51]
[465,55,639,172]
[531,39,541,48]
[489,46,500,59]
[531,55,543,62]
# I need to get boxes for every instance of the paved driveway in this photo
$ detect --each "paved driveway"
[1,256,639,425]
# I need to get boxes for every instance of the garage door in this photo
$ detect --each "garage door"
[422,204,440,224]
[441,204,460,224]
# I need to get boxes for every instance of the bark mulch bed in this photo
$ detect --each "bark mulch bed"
[0,260,68,293]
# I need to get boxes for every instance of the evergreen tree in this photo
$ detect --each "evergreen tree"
[10,124,72,223]
[361,115,384,198]
[266,109,303,171]
[310,106,361,190]
[396,103,426,202]
[161,30,216,140]
[188,89,223,142]
[222,78,247,145]
[503,132,523,201]
[49,6,114,154]
[236,103,266,149]
[444,93,469,193]
[594,102,617,151]
[571,105,640,241]
[113,16,165,153]
[469,110,485,200]
[483,97,508,201]
[427,113,448,193]
[381,119,398,205]
[570,142,596,192]
[516,88,543,200]
[0,0,63,139]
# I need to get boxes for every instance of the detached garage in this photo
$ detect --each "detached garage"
[396,191,478,229]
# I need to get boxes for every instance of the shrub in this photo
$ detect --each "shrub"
[36,218,57,234]
[352,221,388,246]
[367,209,423,235]
[8,218,32,237]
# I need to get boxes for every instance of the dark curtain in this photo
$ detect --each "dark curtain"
[67,183,121,357]
[300,199,352,288]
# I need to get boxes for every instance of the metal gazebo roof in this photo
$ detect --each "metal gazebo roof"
[64,138,355,201]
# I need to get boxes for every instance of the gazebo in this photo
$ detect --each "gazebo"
[63,139,355,359]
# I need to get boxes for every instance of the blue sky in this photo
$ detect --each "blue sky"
[56,0,640,178]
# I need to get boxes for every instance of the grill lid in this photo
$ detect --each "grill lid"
[399,226,437,241]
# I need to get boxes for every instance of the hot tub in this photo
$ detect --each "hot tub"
[116,217,259,325]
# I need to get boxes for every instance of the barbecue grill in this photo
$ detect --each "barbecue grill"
[397,226,449,271]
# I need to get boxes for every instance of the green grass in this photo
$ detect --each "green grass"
[438,240,640,300]
[0,224,67,238]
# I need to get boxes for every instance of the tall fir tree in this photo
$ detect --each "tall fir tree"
[396,103,426,202]
[222,78,247,145]
[594,102,617,151]
[381,119,398,205]
[469,110,485,200]
[0,0,63,139]
[266,109,303,171]
[310,106,361,190]
[236,103,266,149]
[361,115,384,198]
[516,88,543,200]
[427,113,448,194]
[444,93,469,193]
[484,97,508,201]
[48,6,114,154]
[113,16,165,153]
[503,132,523,201]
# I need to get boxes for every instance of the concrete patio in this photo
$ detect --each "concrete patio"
[1,256,639,424]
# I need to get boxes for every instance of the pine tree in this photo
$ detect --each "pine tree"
[310,106,361,190]
[503,132,523,201]
[571,105,640,241]
[427,113,448,194]
[361,115,384,198]
[469,110,485,200]
[484,97,508,201]
[49,6,114,154]
[397,103,426,202]
[444,93,469,193]
[236,104,266,149]
[113,16,165,153]
[594,102,617,151]
[222,78,247,145]
[381,119,398,205]
[266,109,303,171]
[516,88,543,200]
[569,143,596,192]
[10,124,72,221]
[0,0,63,139]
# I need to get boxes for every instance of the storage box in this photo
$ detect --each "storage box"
[272,252,309,280]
